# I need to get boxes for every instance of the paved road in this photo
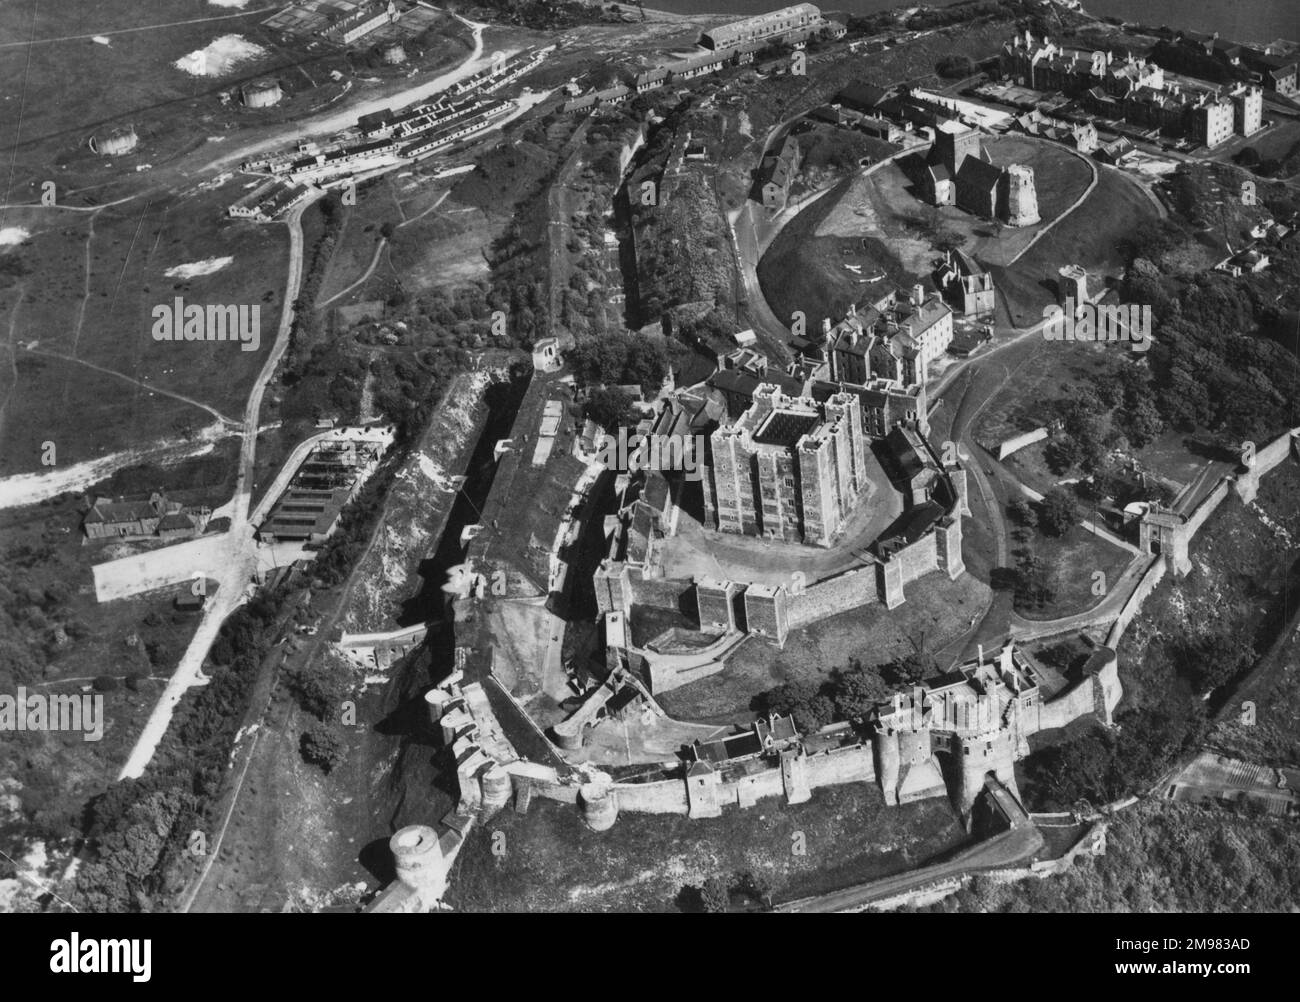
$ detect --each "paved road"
[778,822,1043,913]
[117,193,318,781]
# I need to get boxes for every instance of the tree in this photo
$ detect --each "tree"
[740,869,775,910]
[833,664,890,720]
[584,386,636,431]
[284,662,350,721]
[762,679,834,733]
[700,876,730,913]
[1008,497,1037,530]
[936,54,976,78]
[300,721,348,774]
[888,650,936,687]
[1123,396,1165,450]
[1040,487,1079,537]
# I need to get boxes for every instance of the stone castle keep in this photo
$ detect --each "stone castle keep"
[707,385,867,545]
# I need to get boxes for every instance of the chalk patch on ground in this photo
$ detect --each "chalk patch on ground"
[175,35,267,77]
[208,0,250,7]
[0,227,30,246]
[416,453,450,489]
[165,256,234,279]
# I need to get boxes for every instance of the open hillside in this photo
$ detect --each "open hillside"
[758,134,1096,333]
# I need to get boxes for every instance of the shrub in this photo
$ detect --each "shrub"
[300,721,348,774]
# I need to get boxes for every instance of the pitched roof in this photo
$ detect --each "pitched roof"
[837,80,887,109]
[956,155,1003,193]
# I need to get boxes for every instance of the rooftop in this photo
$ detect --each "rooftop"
[754,409,821,447]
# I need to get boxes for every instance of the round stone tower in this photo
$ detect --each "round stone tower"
[424,688,451,730]
[578,782,619,832]
[390,825,447,900]
[1001,164,1040,227]
[480,763,512,818]
[872,727,900,805]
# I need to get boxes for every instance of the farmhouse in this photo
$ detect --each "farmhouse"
[83,493,211,542]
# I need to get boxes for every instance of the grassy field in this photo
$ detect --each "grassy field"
[758,135,1093,334]
[447,781,969,912]
[1012,523,1134,621]
[0,184,288,475]
[657,571,990,724]
[987,164,1160,328]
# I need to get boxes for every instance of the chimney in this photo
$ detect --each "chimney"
[912,283,925,307]
[822,317,832,335]
[977,643,984,665]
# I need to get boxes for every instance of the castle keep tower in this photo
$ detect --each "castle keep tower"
[998,163,1040,227]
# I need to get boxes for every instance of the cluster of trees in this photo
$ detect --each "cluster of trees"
[1234,143,1300,181]
[466,0,616,30]
[1147,39,1249,86]
[73,783,200,912]
[484,197,552,348]
[687,869,775,912]
[844,0,1046,37]
[758,656,926,733]
[925,800,1300,912]
[283,652,353,775]
[569,328,670,394]
[583,386,636,431]
[284,192,346,372]
[936,54,978,78]
[0,561,87,690]
[1045,366,1163,478]
[1023,700,1206,811]
[75,589,292,910]
[1118,172,1300,450]
[624,101,741,332]
[1005,489,1078,610]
